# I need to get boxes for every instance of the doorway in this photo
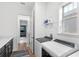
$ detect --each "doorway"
[18,14,35,55]
[20,20,27,37]
[18,15,30,45]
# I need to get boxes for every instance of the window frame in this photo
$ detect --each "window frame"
[59,2,78,34]
[63,2,71,14]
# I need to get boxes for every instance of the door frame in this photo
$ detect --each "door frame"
[30,7,35,54]
[33,10,35,54]
[17,15,30,44]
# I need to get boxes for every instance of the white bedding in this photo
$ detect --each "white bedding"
[68,51,79,57]
[42,41,77,57]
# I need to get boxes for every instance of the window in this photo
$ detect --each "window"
[59,2,78,34]
[63,2,77,14]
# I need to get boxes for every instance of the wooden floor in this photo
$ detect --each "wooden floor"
[16,42,35,57]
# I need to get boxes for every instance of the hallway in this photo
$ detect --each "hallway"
[11,41,35,57]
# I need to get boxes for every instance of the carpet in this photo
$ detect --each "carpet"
[11,50,29,57]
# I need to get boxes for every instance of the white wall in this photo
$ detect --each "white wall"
[46,2,61,37]
[0,2,32,51]
[34,2,61,38]
[44,3,59,37]
[20,20,27,25]
[35,2,47,38]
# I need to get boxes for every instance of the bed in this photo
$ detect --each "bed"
[41,39,78,57]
